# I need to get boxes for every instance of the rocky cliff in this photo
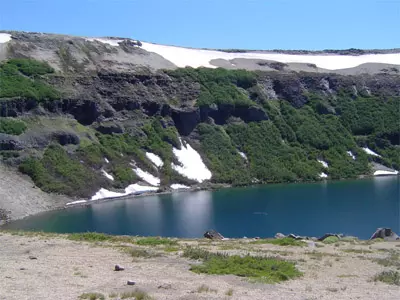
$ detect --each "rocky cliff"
[0,31,399,222]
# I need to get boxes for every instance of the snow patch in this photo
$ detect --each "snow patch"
[347,151,356,160]
[319,172,328,178]
[101,169,114,181]
[317,159,329,168]
[362,147,382,157]
[91,184,158,200]
[66,200,87,206]
[238,151,248,160]
[0,33,12,43]
[104,157,110,163]
[86,38,123,47]
[171,138,212,183]
[146,152,164,168]
[141,42,400,70]
[171,184,190,190]
[133,167,160,186]
[374,170,399,176]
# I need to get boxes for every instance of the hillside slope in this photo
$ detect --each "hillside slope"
[0,31,399,221]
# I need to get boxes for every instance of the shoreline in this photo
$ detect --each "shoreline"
[1,173,398,228]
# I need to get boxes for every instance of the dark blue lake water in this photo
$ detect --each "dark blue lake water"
[3,177,399,239]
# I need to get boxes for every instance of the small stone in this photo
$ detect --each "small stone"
[114,265,125,271]
[28,256,37,260]
[127,280,136,286]
[158,283,172,289]
[19,267,26,270]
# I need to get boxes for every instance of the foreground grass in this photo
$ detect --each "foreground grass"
[373,271,400,286]
[183,247,302,283]
[250,237,306,247]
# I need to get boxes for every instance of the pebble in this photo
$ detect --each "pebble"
[127,280,136,285]
[28,256,37,260]
[114,265,125,271]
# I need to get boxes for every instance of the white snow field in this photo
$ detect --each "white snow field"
[91,184,159,201]
[171,138,212,182]
[317,159,329,168]
[0,33,11,43]
[101,169,114,181]
[373,170,399,176]
[347,151,356,160]
[319,172,328,178]
[362,147,382,157]
[170,184,190,190]
[141,42,400,70]
[133,167,160,186]
[238,151,248,160]
[146,152,164,168]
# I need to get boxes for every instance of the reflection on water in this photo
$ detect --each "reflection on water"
[2,177,399,239]
[172,190,213,237]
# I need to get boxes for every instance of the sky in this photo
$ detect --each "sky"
[1,0,399,50]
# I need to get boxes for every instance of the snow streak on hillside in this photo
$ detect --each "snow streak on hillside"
[172,138,212,182]
[141,42,400,70]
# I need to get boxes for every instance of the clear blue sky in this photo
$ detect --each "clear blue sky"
[1,0,399,50]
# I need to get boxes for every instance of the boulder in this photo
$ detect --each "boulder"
[127,280,136,286]
[275,233,286,239]
[370,228,400,241]
[203,230,224,240]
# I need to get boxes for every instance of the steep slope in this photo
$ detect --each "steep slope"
[0,31,399,221]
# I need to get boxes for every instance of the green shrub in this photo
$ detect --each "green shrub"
[6,58,54,76]
[0,59,59,101]
[186,250,302,283]
[0,118,27,135]
[79,293,105,300]
[19,144,101,197]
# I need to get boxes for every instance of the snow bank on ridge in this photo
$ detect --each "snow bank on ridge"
[362,147,381,157]
[171,138,212,183]
[171,184,190,190]
[374,170,399,176]
[318,159,329,168]
[0,33,12,43]
[141,42,400,70]
[347,151,356,160]
[146,152,164,168]
[133,167,160,186]
[101,169,114,181]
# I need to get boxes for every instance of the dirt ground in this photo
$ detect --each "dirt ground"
[0,232,399,300]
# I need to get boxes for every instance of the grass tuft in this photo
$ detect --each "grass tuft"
[120,289,153,300]
[79,293,105,300]
[136,237,178,246]
[250,237,306,247]
[373,271,400,286]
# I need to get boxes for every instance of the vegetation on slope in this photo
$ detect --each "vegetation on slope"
[0,118,27,135]
[1,59,397,196]
[0,59,60,100]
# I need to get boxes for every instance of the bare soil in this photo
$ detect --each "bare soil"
[0,233,399,300]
